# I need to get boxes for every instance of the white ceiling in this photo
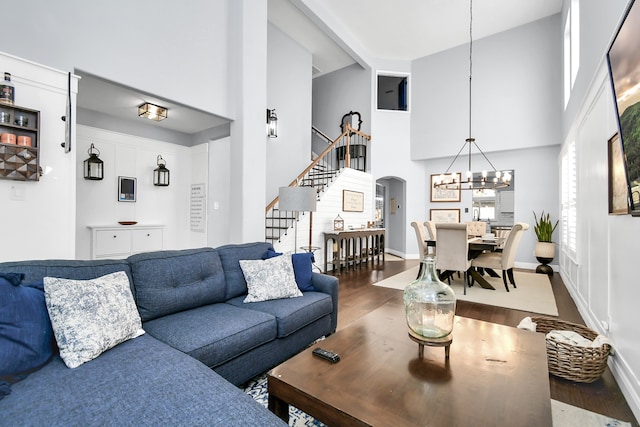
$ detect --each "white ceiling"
[76,71,230,135]
[77,1,564,135]
[270,0,563,74]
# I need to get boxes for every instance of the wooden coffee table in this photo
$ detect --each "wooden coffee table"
[268,302,551,426]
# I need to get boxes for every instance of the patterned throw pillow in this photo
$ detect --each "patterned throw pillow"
[43,271,145,369]
[240,254,303,303]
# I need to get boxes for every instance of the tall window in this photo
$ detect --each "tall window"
[563,0,580,108]
[561,140,577,260]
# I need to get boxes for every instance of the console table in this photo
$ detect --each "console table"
[323,228,385,272]
[88,224,164,260]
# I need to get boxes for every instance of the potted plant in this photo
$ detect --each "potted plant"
[533,211,558,275]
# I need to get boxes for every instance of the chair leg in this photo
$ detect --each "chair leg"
[507,268,517,288]
[502,270,509,292]
[463,272,467,295]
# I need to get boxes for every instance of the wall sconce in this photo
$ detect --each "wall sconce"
[267,108,278,138]
[138,102,168,121]
[153,155,170,186]
[83,143,104,180]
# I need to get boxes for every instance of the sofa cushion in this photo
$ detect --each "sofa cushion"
[240,255,302,303]
[0,259,132,295]
[0,333,286,426]
[0,274,53,377]
[227,292,333,338]
[143,303,277,368]
[263,249,316,292]
[44,271,144,369]
[128,248,226,322]
[218,242,274,300]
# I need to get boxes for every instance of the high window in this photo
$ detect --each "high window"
[564,0,580,108]
[377,73,409,111]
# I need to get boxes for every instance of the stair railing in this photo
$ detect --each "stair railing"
[265,123,371,244]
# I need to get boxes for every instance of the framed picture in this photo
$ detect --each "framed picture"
[608,133,630,215]
[430,173,461,202]
[343,189,364,212]
[118,176,137,202]
[430,208,460,223]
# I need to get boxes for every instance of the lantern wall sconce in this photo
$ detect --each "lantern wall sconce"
[138,102,168,121]
[153,155,170,186]
[83,143,104,180]
[267,108,278,138]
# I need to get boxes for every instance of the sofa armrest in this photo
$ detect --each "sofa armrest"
[311,272,338,333]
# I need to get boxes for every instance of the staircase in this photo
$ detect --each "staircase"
[265,124,371,245]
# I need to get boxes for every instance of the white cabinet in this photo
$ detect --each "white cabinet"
[88,225,164,259]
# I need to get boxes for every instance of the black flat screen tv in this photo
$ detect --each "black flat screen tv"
[607,0,640,214]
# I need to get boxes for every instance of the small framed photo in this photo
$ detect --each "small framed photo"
[118,176,137,202]
[343,189,364,212]
[430,208,460,223]
[430,173,461,202]
[608,132,630,215]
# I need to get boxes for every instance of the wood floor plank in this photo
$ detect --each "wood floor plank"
[327,258,639,426]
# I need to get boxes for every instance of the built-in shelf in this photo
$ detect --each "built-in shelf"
[0,103,40,181]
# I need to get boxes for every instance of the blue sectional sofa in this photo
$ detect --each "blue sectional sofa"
[0,242,338,426]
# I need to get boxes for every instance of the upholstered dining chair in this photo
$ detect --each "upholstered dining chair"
[471,222,529,292]
[465,221,486,237]
[435,223,472,295]
[410,221,430,260]
[423,221,437,241]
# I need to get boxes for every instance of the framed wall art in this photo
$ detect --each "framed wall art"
[608,132,630,215]
[343,189,364,212]
[430,173,461,202]
[430,208,460,223]
[118,176,136,202]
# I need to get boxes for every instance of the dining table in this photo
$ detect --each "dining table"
[425,236,505,290]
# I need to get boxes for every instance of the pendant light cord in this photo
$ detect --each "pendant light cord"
[468,0,473,140]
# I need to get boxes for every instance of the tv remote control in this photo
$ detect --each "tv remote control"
[312,347,340,363]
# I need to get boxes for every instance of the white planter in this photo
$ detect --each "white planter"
[535,242,555,259]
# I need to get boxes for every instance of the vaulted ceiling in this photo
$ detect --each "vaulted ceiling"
[77,1,564,135]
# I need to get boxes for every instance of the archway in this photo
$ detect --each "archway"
[375,176,406,258]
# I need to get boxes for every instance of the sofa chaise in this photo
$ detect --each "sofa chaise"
[0,242,338,426]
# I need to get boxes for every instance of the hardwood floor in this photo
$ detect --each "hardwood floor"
[327,257,639,426]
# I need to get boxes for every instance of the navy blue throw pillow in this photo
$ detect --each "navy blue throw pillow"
[262,249,282,259]
[291,253,315,292]
[262,250,315,292]
[0,275,54,379]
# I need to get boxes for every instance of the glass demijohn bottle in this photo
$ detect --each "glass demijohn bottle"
[404,255,456,339]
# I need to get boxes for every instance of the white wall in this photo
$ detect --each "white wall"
[0,53,78,261]
[266,23,313,203]
[0,0,233,119]
[411,15,562,160]
[313,63,372,137]
[561,1,640,420]
[75,126,195,259]
[207,136,232,247]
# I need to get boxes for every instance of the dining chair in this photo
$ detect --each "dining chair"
[435,223,472,295]
[465,221,486,237]
[471,222,529,292]
[410,221,430,260]
[423,221,437,241]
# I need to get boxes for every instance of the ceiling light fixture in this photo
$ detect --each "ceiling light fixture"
[138,102,168,121]
[433,0,511,192]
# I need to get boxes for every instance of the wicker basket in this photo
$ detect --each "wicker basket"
[530,316,611,383]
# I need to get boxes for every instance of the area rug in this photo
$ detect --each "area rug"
[373,266,559,316]
[243,374,631,426]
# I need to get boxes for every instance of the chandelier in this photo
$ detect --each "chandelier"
[433,0,511,191]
